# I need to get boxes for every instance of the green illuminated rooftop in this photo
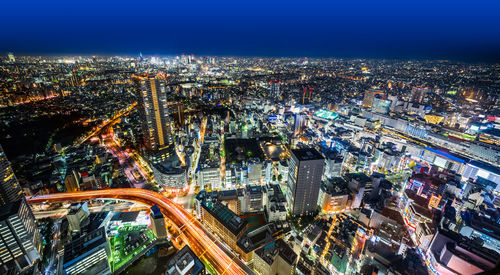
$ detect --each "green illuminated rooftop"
[314,110,339,120]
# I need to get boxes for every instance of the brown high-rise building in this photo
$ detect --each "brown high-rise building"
[175,103,185,128]
[138,77,172,152]
[362,89,383,108]
[410,87,430,103]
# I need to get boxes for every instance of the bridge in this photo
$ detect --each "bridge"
[27,188,253,275]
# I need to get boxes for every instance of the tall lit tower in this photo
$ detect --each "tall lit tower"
[7,52,15,63]
[138,77,173,160]
[0,144,41,273]
[286,148,325,216]
[0,144,23,205]
[0,199,42,274]
[175,103,185,128]
[410,87,429,103]
[293,113,306,138]
[270,80,281,99]
[362,89,383,108]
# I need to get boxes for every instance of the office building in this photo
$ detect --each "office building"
[270,80,281,99]
[198,166,221,190]
[174,103,185,128]
[0,199,41,274]
[0,144,23,205]
[426,229,498,275]
[166,245,205,275]
[62,227,111,275]
[137,77,173,160]
[201,201,247,251]
[153,165,187,189]
[245,185,264,212]
[150,204,167,238]
[265,184,287,222]
[371,96,392,114]
[293,113,306,138]
[253,239,297,275]
[64,169,81,193]
[67,202,90,233]
[410,87,429,103]
[318,177,350,213]
[362,89,383,108]
[286,148,325,216]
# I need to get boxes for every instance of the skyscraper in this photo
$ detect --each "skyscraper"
[0,144,23,205]
[0,199,42,274]
[362,89,383,108]
[270,80,281,99]
[372,96,392,114]
[286,148,325,216]
[293,113,306,138]
[137,77,173,160]
[62,227,111,275]
[174,103,185,128]
[410,87,429,103]
[150,205,167,238]
[7,52,15,63]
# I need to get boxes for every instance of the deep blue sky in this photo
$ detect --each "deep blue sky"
[2,0,500,61]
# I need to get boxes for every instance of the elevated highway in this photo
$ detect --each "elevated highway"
[27,188,253,275]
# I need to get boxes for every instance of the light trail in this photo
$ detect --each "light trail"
[26,189,254,275]
[76,101,137,146]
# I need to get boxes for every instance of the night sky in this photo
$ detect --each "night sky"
[2,0,500,61]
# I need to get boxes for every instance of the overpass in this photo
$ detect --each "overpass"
[27,189,253,275]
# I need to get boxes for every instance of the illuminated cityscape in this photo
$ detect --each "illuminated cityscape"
[1,1,500,275]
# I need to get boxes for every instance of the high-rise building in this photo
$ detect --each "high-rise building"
[362,89,383,108]
[410,87,430,103]
[174,103,185,128]
[64,169,81,193]
[137,77,173,161]
[67,202,90,233]
[0,199,42,274]
[293,113,306,138]
[62,227,111,275]
[270,80,281,99]
[150,205,167,238]
[371,96,392,114]
[286,148,325,216]
[7,52,15,63]
[0,144,23,205]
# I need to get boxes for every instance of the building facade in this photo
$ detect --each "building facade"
[286,148,325,216]
[0,199,42,274]
[138,77,173,161]
[62,227,111,275]
[0,144,23,205]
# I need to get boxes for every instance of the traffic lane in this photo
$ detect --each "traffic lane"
[27,189,250,275]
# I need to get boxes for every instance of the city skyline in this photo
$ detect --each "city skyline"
[1,1,500,274]
[2,1,500,62]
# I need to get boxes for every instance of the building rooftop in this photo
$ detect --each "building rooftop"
[255,238,297,266]
[344,172,371,184]
[166,245,204,275]
[202,201,247,236]
[111,211,140,223]
[321,177,349,196]
[63,227,107,264]
[291,148,324,161]
[150,204,163,219]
